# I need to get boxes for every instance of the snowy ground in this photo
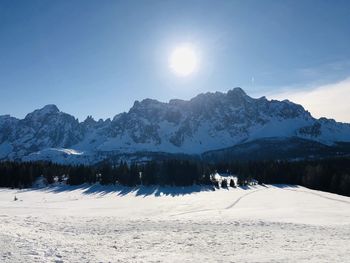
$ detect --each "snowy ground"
[0,184,349,262]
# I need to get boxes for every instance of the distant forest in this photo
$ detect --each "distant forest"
[0,157,349,197]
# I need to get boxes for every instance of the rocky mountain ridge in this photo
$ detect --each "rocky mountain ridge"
[1,88,350,164]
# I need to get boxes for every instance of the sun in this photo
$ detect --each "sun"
[169,44,198,76]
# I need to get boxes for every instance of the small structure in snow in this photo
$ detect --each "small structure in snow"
[212,172,238,187]
[250,179,258,185]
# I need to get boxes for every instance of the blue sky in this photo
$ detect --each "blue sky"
[1,0,350,121]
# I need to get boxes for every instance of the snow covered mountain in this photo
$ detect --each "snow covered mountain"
[1,88,350,164]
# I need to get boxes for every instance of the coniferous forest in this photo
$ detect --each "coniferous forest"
[0,158,349,197]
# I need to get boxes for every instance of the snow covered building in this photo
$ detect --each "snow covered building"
[212,172,238,186]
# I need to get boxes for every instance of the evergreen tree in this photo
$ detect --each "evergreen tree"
[221,179,228,188]
[229,179,235,188]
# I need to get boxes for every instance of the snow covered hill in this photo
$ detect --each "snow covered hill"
[1,88,350,164]
[0,184,349,262]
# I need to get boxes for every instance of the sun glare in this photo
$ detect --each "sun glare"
[169,44,198,76]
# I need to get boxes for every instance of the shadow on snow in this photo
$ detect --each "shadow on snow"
[20,184,216,197]
[10,183,298,197]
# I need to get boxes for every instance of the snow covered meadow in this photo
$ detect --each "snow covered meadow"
[0,184,349,262]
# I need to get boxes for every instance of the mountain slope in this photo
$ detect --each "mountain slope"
[1,88,350,163]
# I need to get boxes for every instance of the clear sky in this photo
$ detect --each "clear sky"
[1,0,350,121]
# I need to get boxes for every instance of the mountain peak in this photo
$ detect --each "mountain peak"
[227,87,247,97]
[40,104,60,114]
[25,104,60,120]
[2,89,350,164]
[131,98,164,111]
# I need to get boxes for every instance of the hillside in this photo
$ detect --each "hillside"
[1,88,350,164]
[0,184,349,262]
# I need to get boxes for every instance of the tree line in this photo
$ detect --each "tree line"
[0,157,349,196]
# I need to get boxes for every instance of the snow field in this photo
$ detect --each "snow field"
[0,185,349,262]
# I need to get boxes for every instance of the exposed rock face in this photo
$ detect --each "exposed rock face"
[1,88,350,163]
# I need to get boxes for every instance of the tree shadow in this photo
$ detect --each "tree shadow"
[14,183,291,197]
[20,183,216,197]
[132,185,215,197]
[272,184,299,189]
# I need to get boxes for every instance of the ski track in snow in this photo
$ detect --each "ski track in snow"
[280,187,350,204]
[0,185,350,263]
[225,188,266,209]
[172,188,266,216]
